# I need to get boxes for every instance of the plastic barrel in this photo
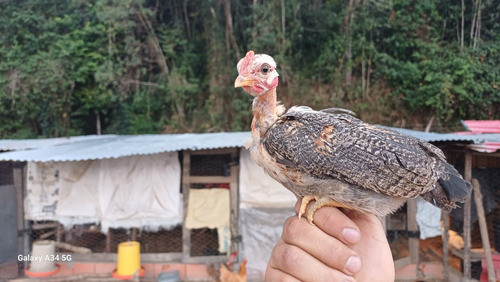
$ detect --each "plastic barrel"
[30,240,56,273]
[116,241,141,276]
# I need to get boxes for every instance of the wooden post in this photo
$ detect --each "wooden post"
[181,151,191,261]
[106,231,111,253]
[14,165,29,274]
[472,179,496,282]
[229,149,240,261]
[407,199,423,278]
[442,210,450,281]
[56,223,62,252]
[463,150,472,280]
[14,166,25,275]
[131,228,137,241]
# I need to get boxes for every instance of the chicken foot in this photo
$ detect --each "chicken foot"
[298,195,351,224]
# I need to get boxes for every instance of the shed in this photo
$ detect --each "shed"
[0,129,499,281]
[0,132,295,281]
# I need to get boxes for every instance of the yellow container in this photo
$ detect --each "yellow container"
[116,241,141,276]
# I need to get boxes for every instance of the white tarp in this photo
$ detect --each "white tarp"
[239,149,296,208]
[416,197,442,239]
[239,149,296,280]
[240,206,294,280]
[25,152,182,232]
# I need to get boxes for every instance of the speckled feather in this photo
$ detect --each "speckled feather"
[258,106,471,215]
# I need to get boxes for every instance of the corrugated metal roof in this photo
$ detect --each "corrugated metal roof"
[1,128,500,163]
[0,132,251,162]
[466,142,500,153]
[462,120,500,133]
[387,127,500,143]
[0,135,117,151]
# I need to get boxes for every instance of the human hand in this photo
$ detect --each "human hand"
[265,201,394,281]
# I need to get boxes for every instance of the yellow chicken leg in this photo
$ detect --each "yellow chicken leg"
[298,195,317,221]
[299,196,351,224]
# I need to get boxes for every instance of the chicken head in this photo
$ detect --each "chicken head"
[234,50,279,96]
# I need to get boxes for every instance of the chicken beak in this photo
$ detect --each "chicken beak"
[234,75,255,88]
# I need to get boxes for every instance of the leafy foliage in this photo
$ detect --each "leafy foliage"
[0,0,499,138]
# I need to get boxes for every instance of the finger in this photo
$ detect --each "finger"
[268,239,356,282]
[281,217,362,275]
[265,267,302,282]
[294,200,361,245]
[314,207,362,245]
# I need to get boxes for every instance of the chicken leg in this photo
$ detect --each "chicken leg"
[298,196,351,224]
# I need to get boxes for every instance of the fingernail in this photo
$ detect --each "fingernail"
[345,255,361,274]
[342,228,360,244]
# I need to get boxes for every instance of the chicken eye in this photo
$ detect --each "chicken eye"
[261,64,270,74]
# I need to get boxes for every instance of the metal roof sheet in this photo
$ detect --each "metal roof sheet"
[1,128,500,162]
[462,120,500,133]
[387,127,499,143]
[0,135,117,151]
[0,132,251,162]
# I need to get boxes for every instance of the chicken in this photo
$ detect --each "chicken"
[234,50,472,223]
[220,260,247,282]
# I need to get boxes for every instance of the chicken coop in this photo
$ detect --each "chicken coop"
[0,132,295,281]
[0,128,499,281]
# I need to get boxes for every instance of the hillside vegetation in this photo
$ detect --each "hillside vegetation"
[1,0,499,138]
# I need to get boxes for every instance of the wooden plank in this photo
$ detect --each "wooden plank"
[188,176,232,184]
[188,148,237,155]
[54,242,91,254]
[67,252,182,262]
[31,222,59,230]
[182,255,229,264]
[463,150,472,280]
[472,178,495,282]
[451,248,484,262]
[394,257,411,270]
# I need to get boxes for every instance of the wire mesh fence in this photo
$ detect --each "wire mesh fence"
[23,152,234,257]
[0,161,14,186]
[28,223,183,254]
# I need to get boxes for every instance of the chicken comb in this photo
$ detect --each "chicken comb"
[240,50,255,75]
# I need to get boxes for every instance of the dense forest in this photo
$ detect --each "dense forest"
[0,0,499,138]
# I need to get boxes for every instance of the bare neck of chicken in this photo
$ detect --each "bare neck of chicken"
[251,88,278,137]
